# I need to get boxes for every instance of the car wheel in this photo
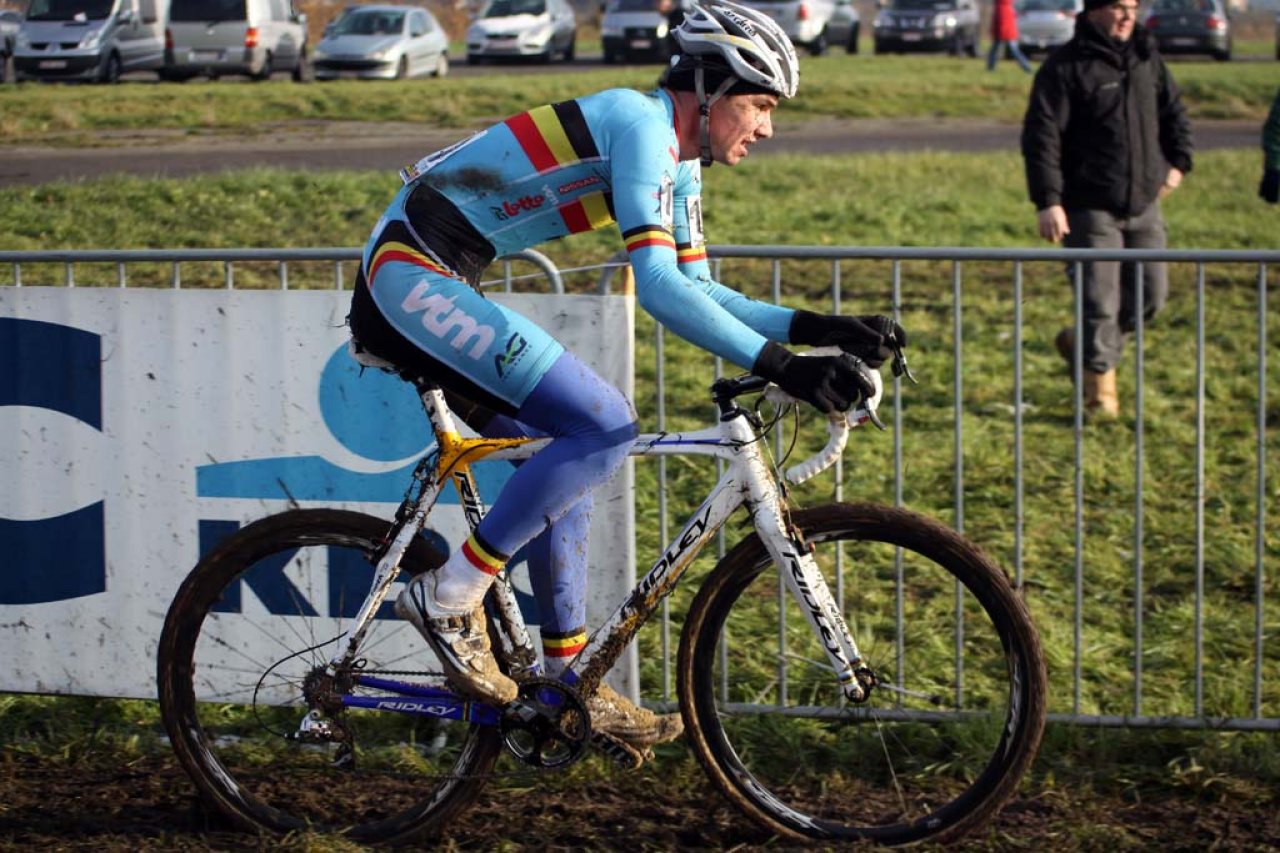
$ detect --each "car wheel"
[563,36,575,62]
[291,49,312,82]
[252,51,273,81]
[846,23,859,54]
[433,52,449,77]
[873,37,885,55]
[603,47,616,64]
[467,52,483,65]
[809,27,828,56]
[967,31,979,57]
[394,55,409,79]
[99,51,122,84]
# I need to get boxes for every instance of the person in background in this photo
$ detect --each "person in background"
[1021,0,1192,418]
[1260,87,1280,205]
[988,0,1033,72]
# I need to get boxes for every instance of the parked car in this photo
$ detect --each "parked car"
[313,4,448,79]
[163,0,309,82]
[1141,0,1230,61]
[739,0,836,56]
[13,0,167,83]
[465,0,576,64]
[826,0,860,53]
[872,0,979,56]
[600,0,683,64]
[1015,0,1081,56]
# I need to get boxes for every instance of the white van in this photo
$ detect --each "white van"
[163,0,308,81]
[14,0,167,83]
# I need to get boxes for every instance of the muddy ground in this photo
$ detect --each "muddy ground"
[2,746,1278,852]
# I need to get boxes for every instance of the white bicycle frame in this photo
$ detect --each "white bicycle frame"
[328,351,883,705]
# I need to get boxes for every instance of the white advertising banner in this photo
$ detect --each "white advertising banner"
[0,288,635,700]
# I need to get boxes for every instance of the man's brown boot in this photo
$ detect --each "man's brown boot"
[1083,369,1119,418]
[1054,327,1074,365]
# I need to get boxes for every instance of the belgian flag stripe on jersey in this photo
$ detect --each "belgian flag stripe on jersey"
[677,243,707,264]
[559,191,615,234]
[622,224,676,253]
[506,100,600,173]
[368,241,459,284]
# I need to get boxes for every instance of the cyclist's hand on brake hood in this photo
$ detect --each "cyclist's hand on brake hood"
[752,341,875,414]
[788,310,907,369]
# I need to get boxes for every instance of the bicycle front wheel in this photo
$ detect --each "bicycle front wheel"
[678,503,1046,846]
[156,509,501,844]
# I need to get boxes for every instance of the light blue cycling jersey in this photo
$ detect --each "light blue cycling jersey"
[360,86,795,407]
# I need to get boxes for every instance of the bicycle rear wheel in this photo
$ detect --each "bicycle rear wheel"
[157,509,501,844]
[678,503,1046,845]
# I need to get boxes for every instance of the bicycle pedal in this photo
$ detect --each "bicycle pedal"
[590,731,649,769]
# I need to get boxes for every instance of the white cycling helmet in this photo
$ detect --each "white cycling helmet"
[667,2,799,165]
[672,2,800,100]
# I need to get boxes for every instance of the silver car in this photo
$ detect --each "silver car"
[825,0,861,53]
[739,0,837,56]
[314,4,449,79]
[465,0,577,64]
[1016,0,1081,56]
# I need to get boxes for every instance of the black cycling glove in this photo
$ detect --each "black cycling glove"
[753,341,875,414]
[1260,168,1280,204]
[789,310,907,369]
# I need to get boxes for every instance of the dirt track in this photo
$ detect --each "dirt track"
[0,117,1260,188]
[3,748,1279,851]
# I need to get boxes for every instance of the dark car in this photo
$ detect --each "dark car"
[872,0,979,56]
[1141,0,1231,61]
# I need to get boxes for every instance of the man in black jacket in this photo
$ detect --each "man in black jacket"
[1021,0,1193,418]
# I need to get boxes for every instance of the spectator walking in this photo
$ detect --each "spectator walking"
[988,0,1033,72]
[1021,0,1192,418]
[1260,87,1280,204]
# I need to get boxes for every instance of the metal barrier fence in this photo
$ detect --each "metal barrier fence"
[3,244,1276,731]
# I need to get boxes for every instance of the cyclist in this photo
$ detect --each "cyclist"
[347,1,906,751]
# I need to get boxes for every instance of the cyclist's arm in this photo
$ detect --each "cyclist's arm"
[611,122,789,370]
[670,162,795,342]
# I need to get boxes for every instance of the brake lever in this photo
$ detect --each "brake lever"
[890,342,917,385]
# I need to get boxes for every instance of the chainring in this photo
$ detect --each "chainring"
[498,678,592,770]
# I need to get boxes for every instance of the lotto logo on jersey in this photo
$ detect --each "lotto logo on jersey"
[494,194,547,221]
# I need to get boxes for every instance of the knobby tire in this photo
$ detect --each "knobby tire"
[156,509,501,844]
[678,502,1047,845]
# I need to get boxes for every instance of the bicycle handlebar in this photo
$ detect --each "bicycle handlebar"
[758,347,888,485]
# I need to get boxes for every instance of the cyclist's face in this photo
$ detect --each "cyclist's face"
[1089,0,1139,40]
[710,93,778,166]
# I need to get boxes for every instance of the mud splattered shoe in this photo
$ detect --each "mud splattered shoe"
[587,683,684,749]
[395,572,518,705]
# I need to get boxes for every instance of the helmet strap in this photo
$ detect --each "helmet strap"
[694,63,738,168]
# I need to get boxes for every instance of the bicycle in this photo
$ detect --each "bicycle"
[157,342,1047,846]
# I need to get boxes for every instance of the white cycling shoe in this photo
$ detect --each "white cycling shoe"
[395,572,519,706]
[587,683,684,749]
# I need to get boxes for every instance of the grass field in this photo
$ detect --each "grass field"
[0,45,1277,145]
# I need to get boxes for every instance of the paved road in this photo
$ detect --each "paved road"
[0,115,1261,187]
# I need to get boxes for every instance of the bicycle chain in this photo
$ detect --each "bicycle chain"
[300,668,645,783]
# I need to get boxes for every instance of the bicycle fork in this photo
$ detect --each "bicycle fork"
[746,456,873,704]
